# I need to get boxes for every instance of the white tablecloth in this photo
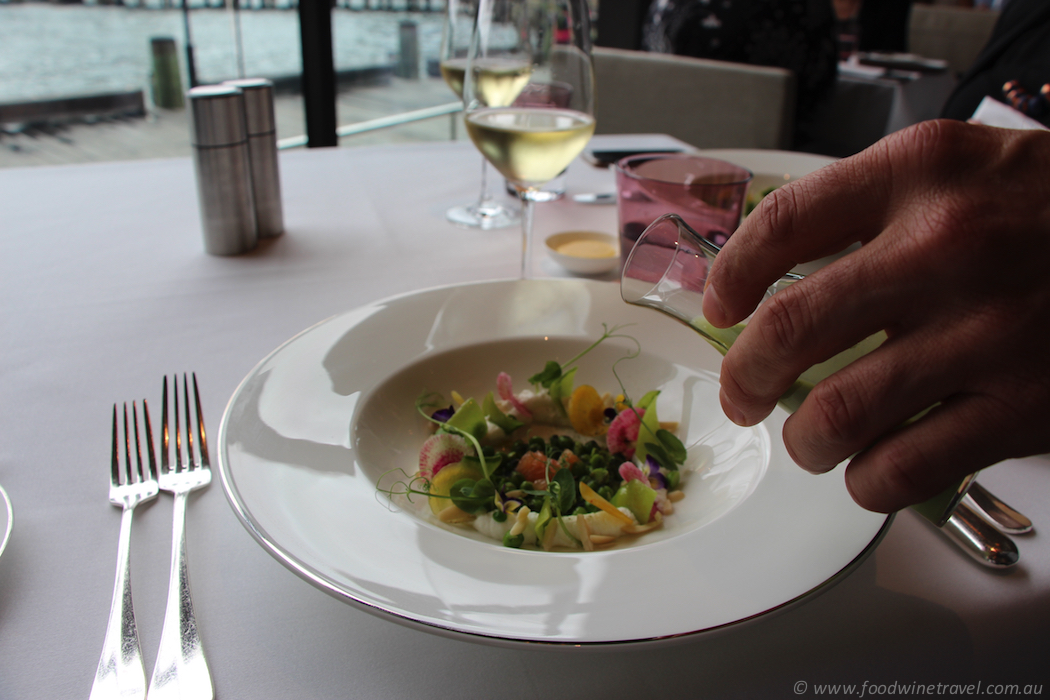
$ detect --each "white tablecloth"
[1,135,1048,698]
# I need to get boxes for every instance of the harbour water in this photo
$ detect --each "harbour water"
[0,2,446,103]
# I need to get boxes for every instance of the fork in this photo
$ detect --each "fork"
[149,374,214,700]
[91,402,159,700]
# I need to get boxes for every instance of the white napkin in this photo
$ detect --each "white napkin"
[970,96,1049,131]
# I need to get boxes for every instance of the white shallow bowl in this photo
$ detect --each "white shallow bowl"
[0,481,11,560]
[545,231,619,275]
[218,278,889,648]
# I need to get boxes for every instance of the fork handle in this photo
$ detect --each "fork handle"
[150,492,213,700]
[91,507,147,700]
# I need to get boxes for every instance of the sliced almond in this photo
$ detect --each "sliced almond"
[589,534,616,545]
[509,506,531,537]
[623,517,662,534]
[668,490,685,502]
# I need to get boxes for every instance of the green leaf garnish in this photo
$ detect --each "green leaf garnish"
[656,429,687,464]
[551,468,577,514]
[528,360,563,388]
[482,392,524,433]
[449,478,496,513]
[535,496,553,540]
[643,441,674,471]
[444,398,487,441]
[529,323,636,393]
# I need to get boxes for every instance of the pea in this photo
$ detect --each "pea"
[503,532,524,548]
[492,510,508,522]
[528,437,545,452]
[598,485,614,500]
[573,506,589,516]
[590,467,609,485]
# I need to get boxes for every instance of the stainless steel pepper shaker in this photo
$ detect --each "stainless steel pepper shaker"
[223,78,284,238]
[188,84,258,255]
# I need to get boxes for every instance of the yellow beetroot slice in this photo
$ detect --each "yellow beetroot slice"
[579,482,634,525]
[568,385,607,436]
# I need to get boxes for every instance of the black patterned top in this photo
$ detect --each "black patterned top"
[641,0,838,145]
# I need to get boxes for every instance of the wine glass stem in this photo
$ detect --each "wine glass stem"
[520,194,535,279]
[477,159,493,209]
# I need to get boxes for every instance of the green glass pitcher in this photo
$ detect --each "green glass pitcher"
[620,213,974,526]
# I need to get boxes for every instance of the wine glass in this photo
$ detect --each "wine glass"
[440,0,520,230]
[463,0,596,278]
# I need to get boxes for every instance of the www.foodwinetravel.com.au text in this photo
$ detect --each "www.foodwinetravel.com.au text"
[793,680,1043,697]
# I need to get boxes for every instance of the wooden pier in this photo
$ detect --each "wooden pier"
[0,75,468,169]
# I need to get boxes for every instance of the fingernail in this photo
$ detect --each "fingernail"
[703,283,727,327]
[719,387,746,425]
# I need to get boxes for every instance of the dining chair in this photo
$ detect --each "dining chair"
[907,4,1000,77]
[591,47,797,150]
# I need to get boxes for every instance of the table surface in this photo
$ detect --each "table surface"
[1,135,1048,699]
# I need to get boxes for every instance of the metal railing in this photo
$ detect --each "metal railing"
[277,100,463,150]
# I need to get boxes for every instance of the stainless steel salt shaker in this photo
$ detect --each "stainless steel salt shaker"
[188,85,258,255]
[223,78,284,238]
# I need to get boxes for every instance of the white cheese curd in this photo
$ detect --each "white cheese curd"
[497,389,568,427]
[472,507,636,549]
[481,420,506,446]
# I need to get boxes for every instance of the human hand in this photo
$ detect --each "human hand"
[701,120,1050,513]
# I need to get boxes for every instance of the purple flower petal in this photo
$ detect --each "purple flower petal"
[646,456,669,489]
[431,405,455,423]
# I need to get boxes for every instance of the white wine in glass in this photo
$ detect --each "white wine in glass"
[464,0,596,278]
[439,0,524,230]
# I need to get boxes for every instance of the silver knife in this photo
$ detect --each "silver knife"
[964,482,1033,535]
[941,500,1019,568]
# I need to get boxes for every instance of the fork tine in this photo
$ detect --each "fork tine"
[131,402,144,484]
[174,374,183,473]
[192,373,210,470]
[143,399,158,483]
[161,376,170,475]
[122,403,134,486]
[111,404,120,487]
[183,373,195,469]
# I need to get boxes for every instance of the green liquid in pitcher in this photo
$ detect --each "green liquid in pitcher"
[689,316,887,413]
[689,315,969,524]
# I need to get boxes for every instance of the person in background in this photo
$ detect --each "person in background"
[640,0,838,148]
[700,119,1050,514]
[858,0,912,53]
[941,0,1050,126]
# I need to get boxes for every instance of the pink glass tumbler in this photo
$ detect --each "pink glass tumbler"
[615,154,752,272]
